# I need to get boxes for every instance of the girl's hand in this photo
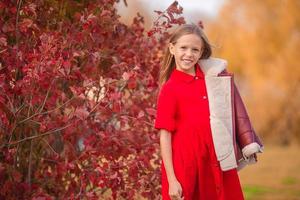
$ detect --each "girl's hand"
[169,179,184,200]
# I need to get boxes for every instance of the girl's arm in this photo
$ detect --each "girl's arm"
[160,129,183,198]
[160,129,176,182]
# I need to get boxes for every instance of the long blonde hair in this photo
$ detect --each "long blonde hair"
[159,24,212,85]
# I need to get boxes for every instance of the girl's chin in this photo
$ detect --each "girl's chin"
[181,61,196,66]
[180,64,195,70]
[178,67,195,73]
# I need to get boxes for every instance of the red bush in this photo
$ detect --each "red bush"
[0,0,185,199]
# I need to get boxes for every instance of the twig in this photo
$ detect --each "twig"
[38,78,56,113]
[42,138,59,155]
[4,123,73,146]
[18,96,75,124]
[27,91,33,119]
[4,93,14,114]
[121,114,153,127]
[27,132,34,188]
[15,102,26,116]
[15,0,23,80]
[42,158,59,164]
[39,96,75,115]
[0,49,7,54]
[13,139,20,168]
[75,178,83,199]
[7,122,17,146]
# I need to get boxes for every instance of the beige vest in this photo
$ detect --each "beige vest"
[199,58,237,171]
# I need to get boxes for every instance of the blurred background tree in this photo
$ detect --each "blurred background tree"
[208,0,300,145]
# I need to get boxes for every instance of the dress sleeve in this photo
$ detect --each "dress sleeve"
[154,83,177,132]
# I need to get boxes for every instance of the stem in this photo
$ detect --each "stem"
[38,78,56,113]
[0,49,7,54]
[13,140,21,168]
[121,114,153,126]
[15,102,26,116]
[15,0,23,81]
[42,138,58,155]
[7,122,17,147]
[3,93,14,114]
[27,131,34,188]
[4,123,73,147]
[75,178,83,199]
[18,96,75,124]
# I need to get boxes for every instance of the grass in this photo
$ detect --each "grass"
[282,176,298,185]
[239,144,300,200]
[243,185,273,200]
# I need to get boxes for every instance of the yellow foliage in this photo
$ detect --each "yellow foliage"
[208,0,300,144]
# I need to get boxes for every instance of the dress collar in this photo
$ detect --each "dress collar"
[170,63,204,83]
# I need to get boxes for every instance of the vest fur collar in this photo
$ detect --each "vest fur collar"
[198,57,228,76]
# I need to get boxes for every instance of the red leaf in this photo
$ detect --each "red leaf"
[167,1,183,15]
[10,7,17,14]
[110,92,121,100]
[11,170,22,183]
[154,10,163,15]
[198,20,204,29]
[101,10,111,17]
[112,102,121,112]
[137,110,145,118]
[122,72,131,81]
[74,107,89,120]
[19,18,33,32]
[146,108,156,116]
[127,77,137,89]
[0,37,7,46]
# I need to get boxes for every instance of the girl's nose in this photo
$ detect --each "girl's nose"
[186,49,193,57]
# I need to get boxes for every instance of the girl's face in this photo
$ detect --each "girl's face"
[169,34,203,75]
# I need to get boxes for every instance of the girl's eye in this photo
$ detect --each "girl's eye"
[192,49,200,52]
[180,46,187,50]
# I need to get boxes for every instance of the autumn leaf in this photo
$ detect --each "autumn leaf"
[19,18,33,33]
[146,108,156,116]
[74,107,89,120]
[0,37,7,46]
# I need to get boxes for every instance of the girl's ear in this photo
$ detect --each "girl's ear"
[169,43,175,55]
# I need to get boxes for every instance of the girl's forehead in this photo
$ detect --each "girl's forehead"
[176,34,203,45]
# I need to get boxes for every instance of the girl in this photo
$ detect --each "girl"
[155,24,263,200]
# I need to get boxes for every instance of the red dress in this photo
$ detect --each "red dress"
[155,65,244,200]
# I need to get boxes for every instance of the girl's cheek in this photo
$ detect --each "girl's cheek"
[194,52,201,57]
[179,48,186,53]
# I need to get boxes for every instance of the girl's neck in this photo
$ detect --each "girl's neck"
[175,66,196,76]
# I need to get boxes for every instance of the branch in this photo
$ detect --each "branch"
[75,178,83,199]
[7,122,17,145]
[3,93,14,114]
[41,96,75,115]
[27,132,34,187]
[3,123,73,147]
[38,78,56,113]
[121,114,153,127]
[42,138,59,155]
[15,0,23,80]
[18,96,75,124]
[0,49,7,54]
[15,102,26,116]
